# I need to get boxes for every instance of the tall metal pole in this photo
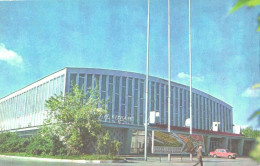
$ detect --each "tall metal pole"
[189,0,193,161]
[144,0,150,161]
[167,0,171,162]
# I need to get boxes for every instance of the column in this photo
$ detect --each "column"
[123,128,133,154]
[238,138,245,156]
[206,136,211,154]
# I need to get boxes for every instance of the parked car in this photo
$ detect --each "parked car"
[209,149,236,159]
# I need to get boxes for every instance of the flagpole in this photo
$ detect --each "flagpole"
[144,0,150,161]
[189,0,193,161]
[167,0,171,162]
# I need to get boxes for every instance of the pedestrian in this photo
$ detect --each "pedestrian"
[193,145,203,166]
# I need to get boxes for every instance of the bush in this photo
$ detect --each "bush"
[0,132,28,153]
[26,135,53,155]
[26,133,66,156]
[96,132,121,156]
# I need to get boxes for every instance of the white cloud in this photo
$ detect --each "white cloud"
[0,43,23,68]
[241,87,260,98]
[177,72,204,82]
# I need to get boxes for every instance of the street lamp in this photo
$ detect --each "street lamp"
[167,0,171,162]
[188,0,193,161]
[144,0,150,161]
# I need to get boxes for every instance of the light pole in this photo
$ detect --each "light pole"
[144,0,150,161]
[167,0,171,162]
[189,0,193,161]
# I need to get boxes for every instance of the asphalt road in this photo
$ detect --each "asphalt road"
[0,156,258,166]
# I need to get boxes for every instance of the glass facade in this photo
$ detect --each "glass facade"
[0,68,233,133]
[0,73,65,131]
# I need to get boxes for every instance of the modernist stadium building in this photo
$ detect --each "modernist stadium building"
[0,67,255,155]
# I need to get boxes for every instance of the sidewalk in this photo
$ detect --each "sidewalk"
[0,154,198,164]
[0,155,127,164]
[123,155,197,163]
[0,155,258,166]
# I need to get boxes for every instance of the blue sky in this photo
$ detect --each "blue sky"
[0,0,259,128]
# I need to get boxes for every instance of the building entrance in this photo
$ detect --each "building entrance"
[210,140,220,152]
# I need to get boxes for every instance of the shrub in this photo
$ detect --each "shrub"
[26,135,53,155]
[0,132,27,153]
[96,132,121,156]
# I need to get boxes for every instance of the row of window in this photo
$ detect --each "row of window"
[68,73,233,132]
[0,70,233,133]
[0,75,65,131]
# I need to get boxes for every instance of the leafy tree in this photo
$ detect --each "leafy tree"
[230,1,260,162]
[242,127,260,138]
[230,0,260,31]
[250,137,260,163]
[44,84,119,155]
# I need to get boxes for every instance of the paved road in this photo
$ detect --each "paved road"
[0,156,258,166]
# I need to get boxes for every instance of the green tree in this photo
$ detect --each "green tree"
[242,127,260,138]
[230,0,260,31]
[44,84,121,156]
[45,84,106,155]
[250,137,260,163]
[230,1,260,162]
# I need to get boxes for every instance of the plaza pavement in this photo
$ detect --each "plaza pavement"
[0,155,259,166]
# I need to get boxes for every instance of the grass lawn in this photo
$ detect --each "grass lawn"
[0,152,121,160]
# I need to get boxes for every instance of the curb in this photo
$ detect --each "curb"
[0,155,127,164]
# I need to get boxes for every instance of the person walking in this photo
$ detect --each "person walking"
[193,145,203,166]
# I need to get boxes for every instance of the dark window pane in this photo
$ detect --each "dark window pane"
[87,74,92,90]
[101,75,107,91]
[128,78,132,96]
[115,77,120,93]
[70,74,77,91]
[79,74,85,90]
[161,84,164,124]
[94,75,100,88]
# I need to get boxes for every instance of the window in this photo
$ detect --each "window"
[108,76,113,122]
[101,75,107,100]
[171,86,174,125]
[79,74,85,90]
[210,100,212,128]
[183,90,186,123]
[121,77,126,117]
[161,84,164,124]
[134,79,139,124]
[94,75,100,88]
[175,88,178,126]
[151,82,155,111]
[156,83,160,111]
[128,78,133,123]
[140,79,144,125]
[69,73,77,91]
[203,97,206,129]
[114,76,120,122]
[87,74,93,91]
[200,96,203,129]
